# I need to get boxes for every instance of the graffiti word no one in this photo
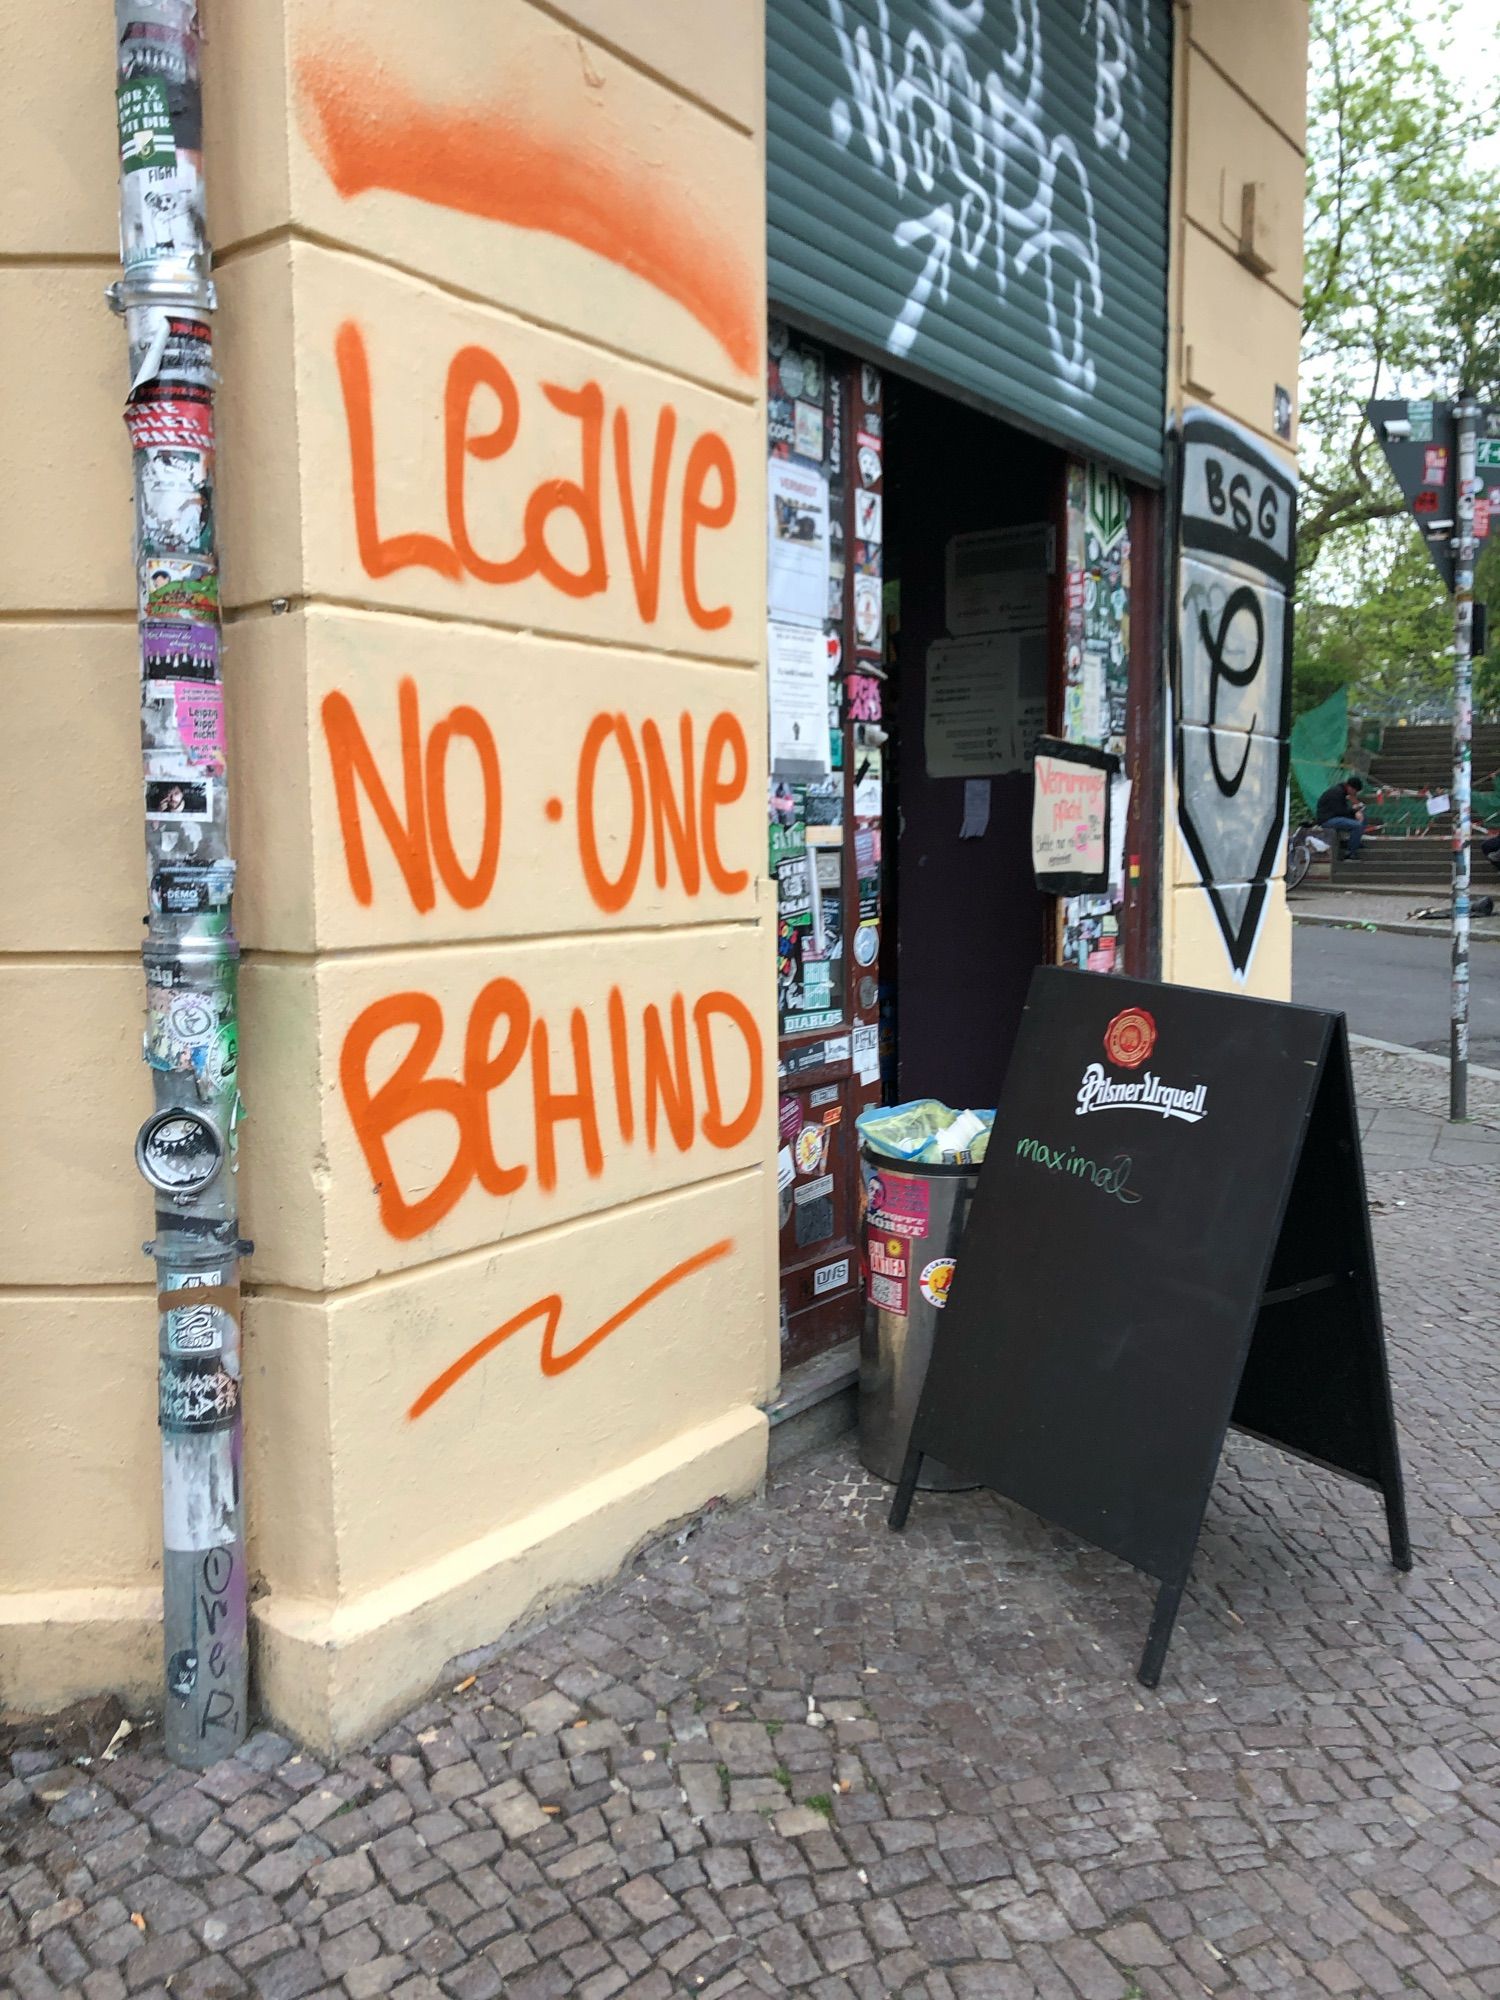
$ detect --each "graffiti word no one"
[322,680,751,918]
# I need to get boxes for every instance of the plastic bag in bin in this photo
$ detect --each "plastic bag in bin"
[856,1099,994,1166]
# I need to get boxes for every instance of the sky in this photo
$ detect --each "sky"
[1427,0,1500,163]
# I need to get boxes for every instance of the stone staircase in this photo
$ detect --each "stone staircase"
[1317,723,1500,897]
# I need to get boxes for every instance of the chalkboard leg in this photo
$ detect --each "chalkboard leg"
[1137,1579,1185,1690]
[1383,1478,1413,1573]
[888,1447,924,1531]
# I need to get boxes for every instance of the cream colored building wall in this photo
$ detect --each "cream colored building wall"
[1164,0,1306,998]
[0,0,775,1749]
[0,0,163,1706]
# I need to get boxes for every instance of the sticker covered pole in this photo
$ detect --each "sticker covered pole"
[1451,393,1479,1123]
[110,0,248,1765]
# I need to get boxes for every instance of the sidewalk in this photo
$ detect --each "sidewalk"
[1291,887,1500,942]
[1352,1043,1500,1166]
[5,1048,1500,2000]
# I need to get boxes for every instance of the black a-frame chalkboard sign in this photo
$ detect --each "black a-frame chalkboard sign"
[890,968,1411,1687]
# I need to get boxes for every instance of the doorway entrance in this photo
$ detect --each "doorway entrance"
[768,326,1070,1371]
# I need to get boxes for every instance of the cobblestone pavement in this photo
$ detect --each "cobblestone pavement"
[5,1052,1500,2000]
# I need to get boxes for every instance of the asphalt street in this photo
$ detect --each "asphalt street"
[1293,919,1500,1067]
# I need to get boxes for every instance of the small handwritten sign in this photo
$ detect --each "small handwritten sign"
[1031,736,1117,892]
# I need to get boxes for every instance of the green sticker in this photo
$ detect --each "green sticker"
[118,78,177,171]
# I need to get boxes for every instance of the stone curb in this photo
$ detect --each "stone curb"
[1294,911,1500,944]
[1349,1032,1500,1083]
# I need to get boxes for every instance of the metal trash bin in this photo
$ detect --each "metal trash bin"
[858,1150,981,1490]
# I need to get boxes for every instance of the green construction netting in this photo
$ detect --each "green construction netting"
[1290,688,1347,823]
[1292,687,1500,834]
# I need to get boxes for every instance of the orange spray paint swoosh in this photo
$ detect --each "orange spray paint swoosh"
[297,55,756,377]
[406,1237,734,1419]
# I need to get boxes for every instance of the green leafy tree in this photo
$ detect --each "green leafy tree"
[1296,0,1499,716]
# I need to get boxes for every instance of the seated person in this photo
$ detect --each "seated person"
[1315,772,1367,858]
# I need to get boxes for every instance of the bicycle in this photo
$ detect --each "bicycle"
[1286,820,1328,892]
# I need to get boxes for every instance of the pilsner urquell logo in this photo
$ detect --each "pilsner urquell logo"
[1076,1007,1209,1124]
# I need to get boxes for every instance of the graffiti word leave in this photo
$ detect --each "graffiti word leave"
[337,322,737,631]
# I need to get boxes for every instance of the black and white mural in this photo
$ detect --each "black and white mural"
[1174,409,1297,976]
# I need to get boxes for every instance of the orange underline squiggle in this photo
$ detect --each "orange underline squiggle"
[407,1237,735,1419]
[296,53,757,377]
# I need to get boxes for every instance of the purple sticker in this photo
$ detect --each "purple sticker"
[144,620,218,682]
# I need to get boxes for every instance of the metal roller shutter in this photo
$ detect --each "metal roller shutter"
[767,0,1172,482]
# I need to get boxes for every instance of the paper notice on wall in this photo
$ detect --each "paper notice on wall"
[960,778,991,840]
[1108,774,1132,900]
[1081,648,1107,746]
[925,635,1016,777]
[768,459,830,626]
[1032,748,1109,884]
[777,1146,795,1192]
[853,1022,880,1084]
[945,524,1051,634]
[853,573,883,654]
[1427,792,1451,817]
[853,747,883,819]
[768,621,832,776]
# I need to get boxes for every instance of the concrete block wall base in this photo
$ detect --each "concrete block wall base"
[765,1339,859,1469]
[0,1585,160,1716]
[251,1404,767,1756]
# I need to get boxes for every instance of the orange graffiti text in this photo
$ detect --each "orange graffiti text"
[322,678,501,912]
[298,56,757,376]
[407,1237,733,1418]
[337,323,736,630]
[341,984,763,1240]
[322,680,750,916]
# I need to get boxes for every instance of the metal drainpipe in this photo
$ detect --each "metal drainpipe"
[110,0,249,1766]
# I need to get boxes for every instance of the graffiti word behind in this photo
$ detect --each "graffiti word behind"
[337,325,737,632]
[824,0,1105,389]
[342,983,762,1239]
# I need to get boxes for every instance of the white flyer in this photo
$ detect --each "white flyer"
[768,459,830,626]
[768,621,832,775]
[945,525,1051,634]
[925,635,1014,777]
[853,1023,880,1084]
[1109,774,1132,900]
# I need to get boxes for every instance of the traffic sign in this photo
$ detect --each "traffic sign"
[1367,397,1500,593]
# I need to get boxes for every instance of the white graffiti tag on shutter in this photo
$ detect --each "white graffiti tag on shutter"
[825,0,1105,396]
[1081,0,1151,161]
